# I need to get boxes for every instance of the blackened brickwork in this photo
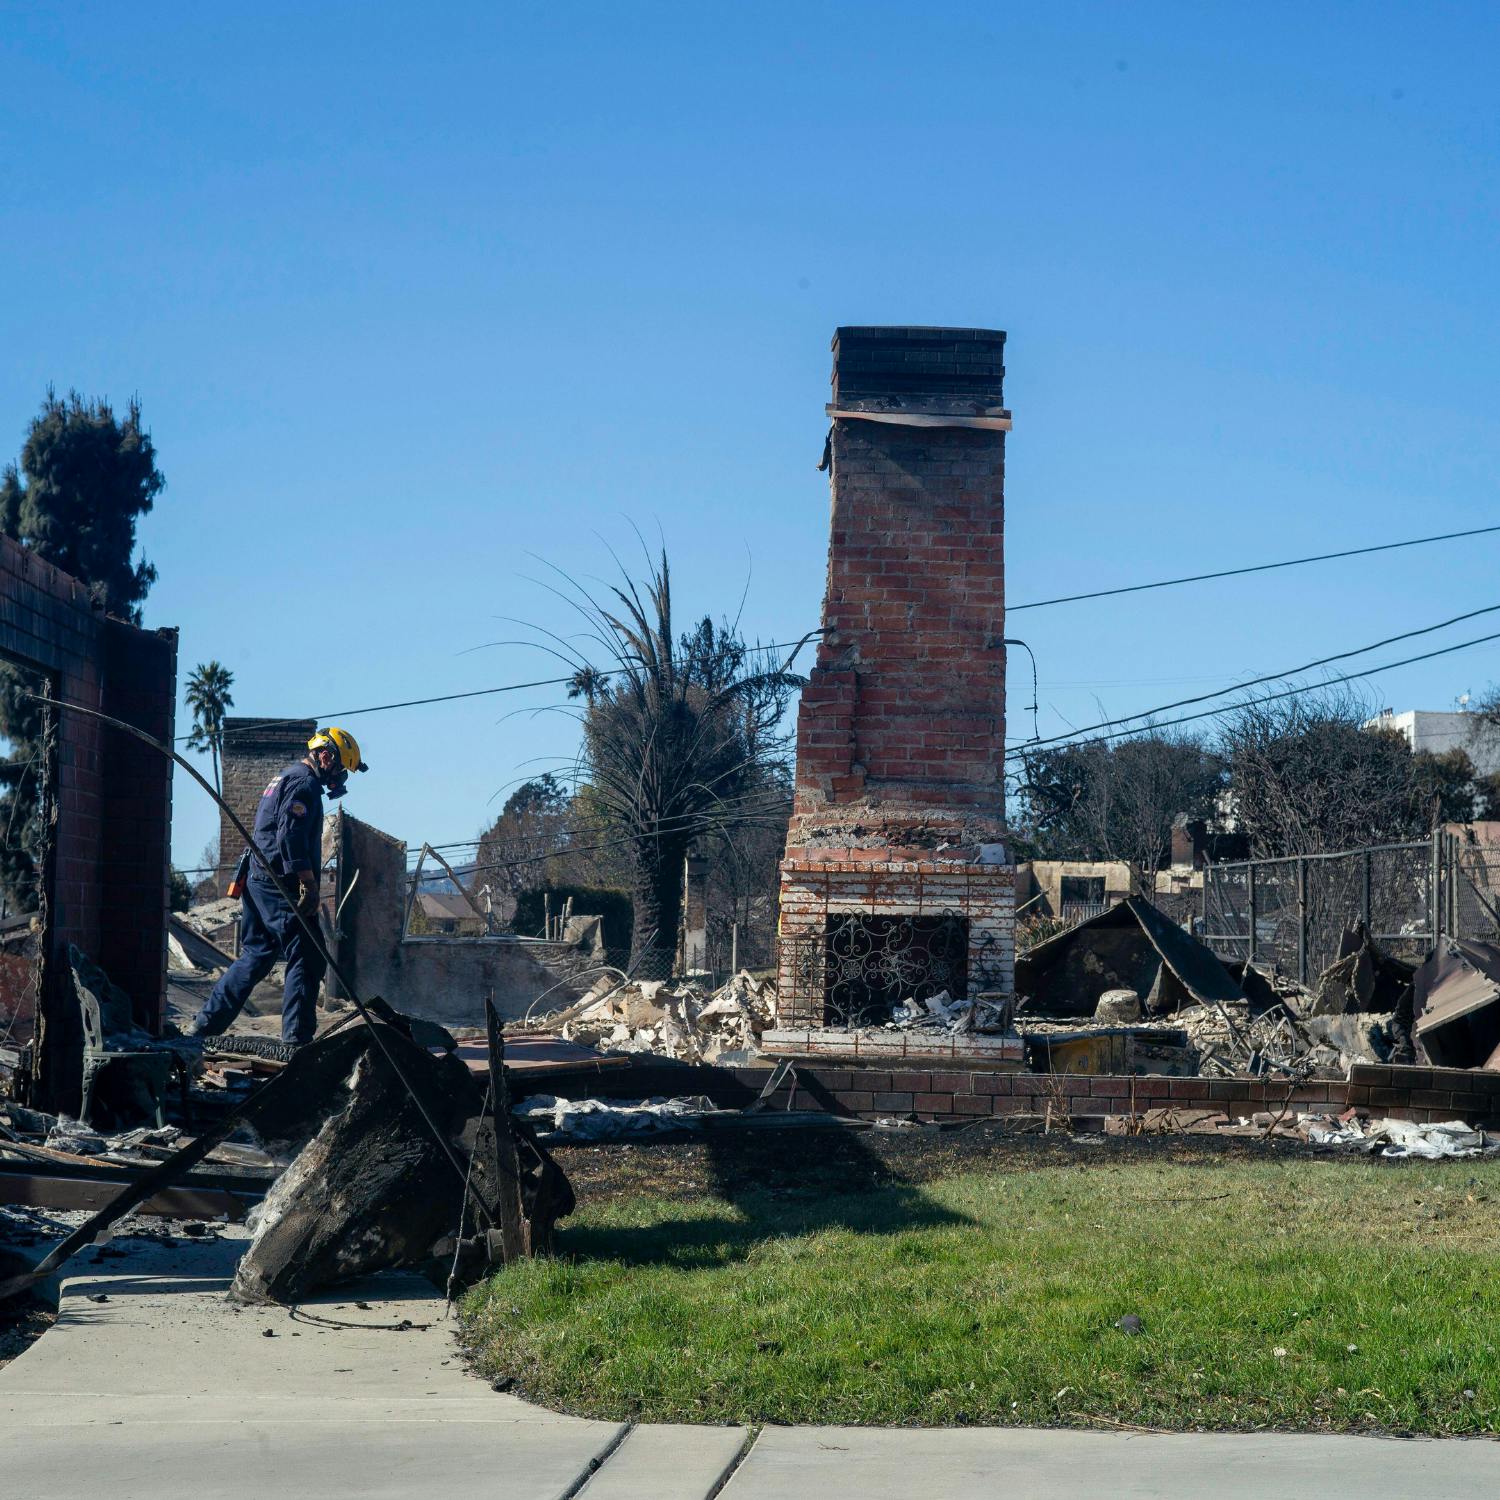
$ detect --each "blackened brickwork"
[0,535,177,1109]
[831,325,1007,409]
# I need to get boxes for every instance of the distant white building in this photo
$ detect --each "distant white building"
[1366,708,1500,779]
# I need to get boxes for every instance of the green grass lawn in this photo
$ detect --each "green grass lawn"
[461,1150,1500,1433]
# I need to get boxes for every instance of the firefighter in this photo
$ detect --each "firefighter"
[192,727,367,1046]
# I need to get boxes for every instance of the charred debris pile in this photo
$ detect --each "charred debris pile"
[0,996,573,1312]
[517,894,1500,1086]
[1012,895,1500,1081]
[528,969,776,1066]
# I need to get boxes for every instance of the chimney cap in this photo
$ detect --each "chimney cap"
[833,325,1006,345]
[831,325,1007,419]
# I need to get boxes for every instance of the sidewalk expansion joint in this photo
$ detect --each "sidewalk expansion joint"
[705,1428,758,1498]
[562,1420,634,1499]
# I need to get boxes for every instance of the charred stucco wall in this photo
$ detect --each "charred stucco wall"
[1017,860,1135,917]
[330,812,589,1026]
[0,535,177,1109]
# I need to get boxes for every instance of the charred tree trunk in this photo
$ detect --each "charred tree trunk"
[630,830,687,971]
[231,1026,481,1305]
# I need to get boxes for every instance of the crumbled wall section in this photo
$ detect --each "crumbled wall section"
[217,717,317,882]
[331,811,595,1026]
[0,535,176,1109]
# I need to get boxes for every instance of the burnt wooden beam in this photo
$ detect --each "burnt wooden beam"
[0,1172,257,1221]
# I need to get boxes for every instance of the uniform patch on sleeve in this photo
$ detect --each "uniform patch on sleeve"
[290,800,307,817]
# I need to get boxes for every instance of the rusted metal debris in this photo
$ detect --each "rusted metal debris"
[1413,939,1500,1071]
[1305,920,1415,1018]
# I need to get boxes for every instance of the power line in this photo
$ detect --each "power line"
[1005,625,1500,759]
[179,634,822,745]
[448,822,795,884]
[406,792,796,863]
[1008,599,1500,752]
[187,521,1499,747]
[185,803,795,886]
[1007,523,1500,613]
[176,676,574,744]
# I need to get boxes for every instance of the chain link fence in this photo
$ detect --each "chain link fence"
[1440,834,1500,947]
[1201,836,1462,984]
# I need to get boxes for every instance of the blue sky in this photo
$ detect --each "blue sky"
[1,2,1497,870]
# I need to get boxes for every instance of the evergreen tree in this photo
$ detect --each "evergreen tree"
[0,390,164,909]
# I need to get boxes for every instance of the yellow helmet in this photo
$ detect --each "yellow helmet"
[308,726,366,774]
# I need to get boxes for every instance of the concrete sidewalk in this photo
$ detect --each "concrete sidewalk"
[2,1224,1496,1499]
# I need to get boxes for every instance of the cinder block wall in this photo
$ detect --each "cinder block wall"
[217,717,317,880]
[331,811,597,1026]
[0,535,177,1109]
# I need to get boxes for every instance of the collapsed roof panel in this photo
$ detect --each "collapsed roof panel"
[1016,895,1243,1017]
[1413,940,1500,1071]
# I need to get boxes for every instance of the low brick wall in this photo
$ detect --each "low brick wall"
[736,1066,1341,1121]
[535,1058,1500,1128]
[1346,1064,1500,1123]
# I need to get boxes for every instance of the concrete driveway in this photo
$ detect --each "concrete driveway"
[2,1223,1496,1499]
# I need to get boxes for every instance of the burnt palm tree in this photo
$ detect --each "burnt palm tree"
[556,551,803,967]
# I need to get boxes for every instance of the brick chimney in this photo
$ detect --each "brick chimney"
[216,717,318,883]
[776,327,1015,1028]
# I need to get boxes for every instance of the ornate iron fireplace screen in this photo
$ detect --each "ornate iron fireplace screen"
[808,913,971,1027]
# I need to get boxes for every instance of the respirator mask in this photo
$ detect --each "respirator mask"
[308,727,367,800]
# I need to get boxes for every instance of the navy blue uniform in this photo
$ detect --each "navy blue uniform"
[193,762,327,1046]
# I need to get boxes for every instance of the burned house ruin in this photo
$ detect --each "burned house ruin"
[0,536,177,1111]
[775,327,1015,1032]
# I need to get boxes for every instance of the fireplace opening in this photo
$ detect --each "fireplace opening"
[822,913,969,1028]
